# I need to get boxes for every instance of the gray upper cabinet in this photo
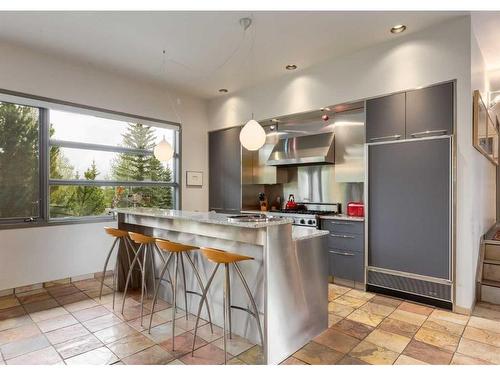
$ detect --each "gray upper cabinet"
[209,127,242,213]
[406,82,453,138]
[366,92,406,143]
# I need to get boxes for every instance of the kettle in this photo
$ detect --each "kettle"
[285,194,298,210]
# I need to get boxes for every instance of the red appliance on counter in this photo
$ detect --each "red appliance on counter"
[285,194,298,210]
[347,201,364,217]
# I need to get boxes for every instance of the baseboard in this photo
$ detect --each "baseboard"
[453,304,471,315]
[2,270,114,296]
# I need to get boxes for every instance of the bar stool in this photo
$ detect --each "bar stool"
[99,227,139,310]
[122,232,171,325]
[191,248,264,364]
[149,239,213,350]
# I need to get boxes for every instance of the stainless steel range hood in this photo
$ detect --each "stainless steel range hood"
[267,132,335,166]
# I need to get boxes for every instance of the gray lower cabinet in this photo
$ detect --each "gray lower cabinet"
[209,127,242,213]
[328,250,364,283]
[321,219,365,283]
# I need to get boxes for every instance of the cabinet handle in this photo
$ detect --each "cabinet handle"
[329,250,355,256]
[329,222,351,226]
[369,134,401,142]
[330,234,355,239]
[410,129,448,138]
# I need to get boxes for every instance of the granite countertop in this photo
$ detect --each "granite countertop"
[292,226,329,241]
[113,207,293,229]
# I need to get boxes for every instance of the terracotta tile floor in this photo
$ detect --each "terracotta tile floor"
[285,283,500,365]
[0,275,262,365]
[1,278,500,365]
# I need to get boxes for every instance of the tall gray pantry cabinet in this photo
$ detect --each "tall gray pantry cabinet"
[366,82,453,307]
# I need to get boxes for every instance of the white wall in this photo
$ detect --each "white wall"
[0,41,209,290]
[465,30,496,304]
[207,16,495,311]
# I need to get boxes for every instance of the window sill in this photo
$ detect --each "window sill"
[0,216,115,231]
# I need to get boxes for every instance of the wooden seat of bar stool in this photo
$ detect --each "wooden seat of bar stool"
[99,227,137,310]
[128,232,156,244]
[149,239,213,350]
[122,232,167,325]
[104,227,129,238]
[201,248,253,264]
[156,239,197,253]
[192,247,264,364]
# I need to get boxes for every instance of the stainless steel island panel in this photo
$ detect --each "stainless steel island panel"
[265,224,328,364]
[116,209,328,364]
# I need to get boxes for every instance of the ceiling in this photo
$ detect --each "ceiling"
[0,11,464,98]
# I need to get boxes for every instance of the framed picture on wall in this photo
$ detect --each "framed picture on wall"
[473,90,499,166]
[186,171,203,187]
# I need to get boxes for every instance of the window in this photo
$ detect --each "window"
[0,91,180,226]
[0,102,41,220]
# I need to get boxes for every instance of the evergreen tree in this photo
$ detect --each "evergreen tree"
[67,160,106,216]
[112,123,173,208]
[48,124,76,217]
[0,103,39,218]
[49,125,74,180]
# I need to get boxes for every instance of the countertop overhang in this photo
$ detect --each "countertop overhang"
[113,207,293,228]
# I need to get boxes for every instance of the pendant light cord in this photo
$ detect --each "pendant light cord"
[161,49,182,125]
[249,13,256,121]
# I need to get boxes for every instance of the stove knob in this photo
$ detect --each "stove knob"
[300,219,305,224]
[307,219,314,225]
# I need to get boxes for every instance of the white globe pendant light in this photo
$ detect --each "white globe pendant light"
[154,136,174,161]
[238,17,266,151]
[240,119,266,151]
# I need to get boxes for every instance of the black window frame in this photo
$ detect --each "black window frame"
[0,89,181,229]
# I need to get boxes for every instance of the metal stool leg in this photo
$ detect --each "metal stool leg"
[171,253,179,350]
[125,239,148,302]
[184,253,214,333]
[191,263,220,356]
[234,263,264,347]
[225,264,232,339]
[140,244,149,326]
[150,244,157,299]
[148,252,174,333]
[112,245,119,310]
[153,244,175,301]
[180,254,189,320]
[121,243,144,314]
[99,237,118,300]
[223,264,229,364]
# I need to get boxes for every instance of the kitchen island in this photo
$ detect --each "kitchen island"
[114,208,329,365]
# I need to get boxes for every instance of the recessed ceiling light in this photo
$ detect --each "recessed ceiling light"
[321,107,331,112]
[285,64,297,70]
[218,88,228,93]
[271,118,280,123]
[390,25,407,34]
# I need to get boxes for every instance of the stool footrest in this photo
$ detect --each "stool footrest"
[230,305,258,319]
[186,290,203,297]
